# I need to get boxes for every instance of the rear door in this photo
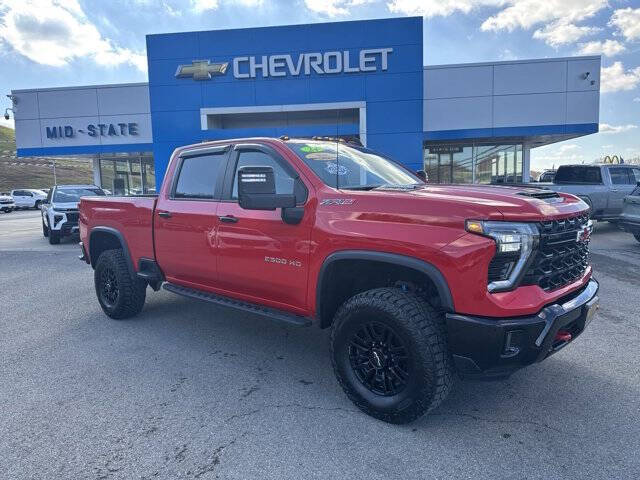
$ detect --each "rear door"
[12,190,30,207]
[608,167,636,215]
[215,143,312,311]
[153,146,230,289]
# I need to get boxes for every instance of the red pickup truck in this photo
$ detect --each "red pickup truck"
[79,137,599,424]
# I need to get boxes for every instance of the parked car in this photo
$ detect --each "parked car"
[537,169,556,183]
[41,185,105,244]
[0,192,15,213]
[10,189,47,209]
[619,182,640,243]
[79,137,598,424]
[543,163,640,221]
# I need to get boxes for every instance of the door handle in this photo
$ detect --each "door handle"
[219,215,238,223]
[157,211,172,218]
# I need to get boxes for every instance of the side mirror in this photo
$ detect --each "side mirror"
[415,170,427,182]
[238,166,296,210]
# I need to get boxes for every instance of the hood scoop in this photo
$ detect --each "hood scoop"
[517,190,562,203]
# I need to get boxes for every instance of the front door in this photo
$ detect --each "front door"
[215,145,312,312]
[153,146,229,290]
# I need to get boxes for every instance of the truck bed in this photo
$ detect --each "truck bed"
[79,195,157,269]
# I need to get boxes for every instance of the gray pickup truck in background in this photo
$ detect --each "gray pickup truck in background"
[541,164,640,221]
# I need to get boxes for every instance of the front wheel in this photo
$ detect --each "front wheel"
[42,219,49,237]
[48,229,60,244]
[634,233,640,243]
[330,287,454,424]
[94,249,146,319]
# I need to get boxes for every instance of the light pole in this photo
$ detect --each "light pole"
[51,159,57,185]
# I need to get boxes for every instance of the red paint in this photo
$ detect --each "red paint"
[79,138,592,319]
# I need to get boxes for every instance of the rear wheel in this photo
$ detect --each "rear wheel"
[94,249,146,319]
[330,287,454,424]
[34,200,42,210]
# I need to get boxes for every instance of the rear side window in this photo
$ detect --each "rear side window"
[554,166,602,184]
[609,167,632,185]
[174,153,225,199]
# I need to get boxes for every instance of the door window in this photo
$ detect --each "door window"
[231,151,294,199]
[631,168,640,185]
[173,153,226,199]
[609,167,632,185]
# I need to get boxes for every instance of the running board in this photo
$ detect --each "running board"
[163,283,312,328]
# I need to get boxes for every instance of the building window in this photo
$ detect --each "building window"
[424,143,523,184]
[99,153,155,195]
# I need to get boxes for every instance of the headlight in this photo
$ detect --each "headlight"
[466,220,539,293]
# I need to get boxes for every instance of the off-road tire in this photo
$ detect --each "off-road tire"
[330,287,454,424]
[42,219,49,237]
[94,249,146,319]
[48,229,60,244]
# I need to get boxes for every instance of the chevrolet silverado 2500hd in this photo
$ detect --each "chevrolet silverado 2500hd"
[78,137,599,424]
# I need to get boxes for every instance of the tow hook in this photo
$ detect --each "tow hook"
[555,330,572,343]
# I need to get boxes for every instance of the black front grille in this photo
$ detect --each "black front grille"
[523,213,590,291]
[65,211,79,223]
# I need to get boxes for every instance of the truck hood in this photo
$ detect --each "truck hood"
[380,184,588,221]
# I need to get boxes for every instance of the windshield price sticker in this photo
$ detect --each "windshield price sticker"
[300,145,326,153]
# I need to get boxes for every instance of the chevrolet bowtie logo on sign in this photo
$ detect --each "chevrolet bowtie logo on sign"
[175,60,229,80]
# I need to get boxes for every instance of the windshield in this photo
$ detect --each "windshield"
[53,187,105,203]
[288,141,421,189]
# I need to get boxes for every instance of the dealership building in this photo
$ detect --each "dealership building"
[10,17,601,193]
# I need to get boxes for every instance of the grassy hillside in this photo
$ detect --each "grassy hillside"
[0,126,93,191]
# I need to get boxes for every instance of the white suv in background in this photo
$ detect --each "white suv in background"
[41,185,105,244]
[11,189,47,209]
[0,192,15,213]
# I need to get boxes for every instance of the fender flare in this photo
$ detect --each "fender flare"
[89,226,135,277]
[315,250,455,320]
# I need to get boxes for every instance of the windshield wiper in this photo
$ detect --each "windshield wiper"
[372,183,423,190]
[340,185,383,191]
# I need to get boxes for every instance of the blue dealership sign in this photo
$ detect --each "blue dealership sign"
[147,17,424,188]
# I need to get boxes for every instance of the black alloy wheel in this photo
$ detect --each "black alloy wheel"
[330,287,454,424]
[99,266,119,308]
[348,321,409,396]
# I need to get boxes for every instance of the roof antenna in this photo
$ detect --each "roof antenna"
[335,108,339,189]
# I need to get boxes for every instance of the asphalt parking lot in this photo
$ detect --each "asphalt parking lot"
[1,209,639,480]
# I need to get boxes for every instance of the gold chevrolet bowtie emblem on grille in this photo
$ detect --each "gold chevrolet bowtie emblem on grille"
[175,60,229,80]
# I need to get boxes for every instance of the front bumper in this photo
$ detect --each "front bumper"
[0,202,14,210]
[446,279,599,379]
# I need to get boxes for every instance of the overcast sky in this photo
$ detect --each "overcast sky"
[0,0,639,170]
